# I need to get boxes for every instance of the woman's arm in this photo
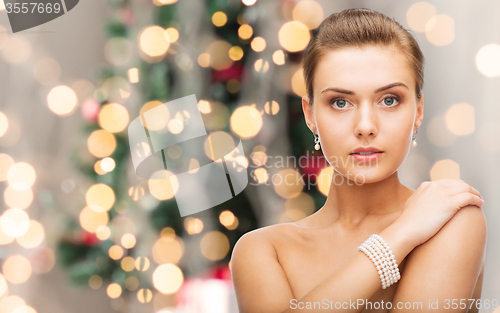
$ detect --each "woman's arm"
[388,205,487,313]
[231,223,416,313]
[231,179,484,313]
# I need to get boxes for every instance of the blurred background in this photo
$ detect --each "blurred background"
[0,0,498,312]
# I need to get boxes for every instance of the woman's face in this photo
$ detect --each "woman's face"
[302,45,424,184]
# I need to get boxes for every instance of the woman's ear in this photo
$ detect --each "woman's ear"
[302,95,317,133]
[415,93,424,129]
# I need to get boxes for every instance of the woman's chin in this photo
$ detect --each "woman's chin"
[335,167,393,185]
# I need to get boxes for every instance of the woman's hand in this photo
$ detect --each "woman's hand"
[394,179,484,249]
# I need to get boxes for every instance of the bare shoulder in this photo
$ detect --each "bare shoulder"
[232,223,290,255]
[231,223,295,313]
[391,205,487,306]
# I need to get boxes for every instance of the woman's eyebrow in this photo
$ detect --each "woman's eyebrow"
[374,82,408,93]
[321,82,409,95]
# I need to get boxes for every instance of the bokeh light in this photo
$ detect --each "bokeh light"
[148,170,179,200]
[2,255,31,284]
[98,103,130,133]
[107,283,122,299]
[476,44,500,77]
[278,21,310,52]
[79,206,109,233]
[7,162,36,190]
[254,59,269,72]
[317,166,333,196]
[0,224,14,245]
[152,263,184,294]
[86,183,115,212]
[200,231,230,261]
[273,169,304,199]
[253,167,269,184]
[2,35,31,64]
[0,111,9,137]
[406,2,436,33]
[121,257,136,272]
[230,106,263,139]
[272,50,285,65]
[109,245,124,260]
[251,150,268,166]
[292,0,323,30]
[219,210,235,227]
[89,275,103,290]
[139,25,170,57]
[121,233,136,249]
[238,24,253,40]
[137,288,153,303]
[0,295,26,313]
[152,236,183,264]
[250,37,266,52]
[96,225,111,240]
[212,11,227,27]
[430,159,460,180]
[128,67,139,83]
[198,100,211,114]
[4,186,33,209]
[100,157,116,172]
[425,14,454,46]
[198,52,210,68]
[135,256,151,271]
[445,103,475,136]
[47,85,78,116]
[206,40,233,70]
[0,153,14,181]
[1,208,30,238]
[87,129,117,158]
[165,27,179,42]
[229,46,244,61]
[16,220,44,249]
[94,160,107,175]
[264,100,280,115]
[0,274,8,298]
[242,0,256,6]
[291,68,307,97]
[184,217,204,235]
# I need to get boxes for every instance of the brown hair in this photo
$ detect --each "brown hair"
[303,8,424,105]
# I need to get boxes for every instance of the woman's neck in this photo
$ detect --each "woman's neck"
[314,170,414,230]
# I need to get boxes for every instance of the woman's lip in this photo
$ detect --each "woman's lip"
[350,152,383,162]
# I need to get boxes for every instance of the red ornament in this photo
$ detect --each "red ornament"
[81,231,100,246]
[209,264,232,281]
[211,63,243,83]
[299,152,328,184]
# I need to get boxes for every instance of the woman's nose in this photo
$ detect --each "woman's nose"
[353,103,378,138]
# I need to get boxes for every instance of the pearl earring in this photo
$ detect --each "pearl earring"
[314,133,321,150]
[411,128,418,147]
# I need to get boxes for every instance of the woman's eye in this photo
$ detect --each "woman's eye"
[331,99,349,109]
[381,97,399,107]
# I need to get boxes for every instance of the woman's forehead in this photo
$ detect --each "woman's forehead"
[314,46,415,93]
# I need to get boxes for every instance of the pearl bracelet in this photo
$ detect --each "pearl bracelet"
[357,234,401,289]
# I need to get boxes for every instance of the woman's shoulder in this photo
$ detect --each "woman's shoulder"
[235,222,297,246]
[232,222,307,260]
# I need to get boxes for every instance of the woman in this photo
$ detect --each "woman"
[230,8,487,313]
